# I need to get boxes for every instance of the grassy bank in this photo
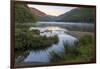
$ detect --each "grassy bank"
[15,28,59,51]
[67,31,94,38]
[50,34,95,63]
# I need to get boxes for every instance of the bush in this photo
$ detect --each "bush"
[49,51,66,62]
[15,29,59,51]
[64,43,80,56]
[79,35,93,46]
[31,29,40,35]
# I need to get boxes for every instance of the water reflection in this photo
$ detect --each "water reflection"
[36,22,94,32]
[21,26,77,63]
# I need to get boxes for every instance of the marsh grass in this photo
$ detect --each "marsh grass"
[15,28,59,51]
[50,34,95,63]
[15,50,30,64]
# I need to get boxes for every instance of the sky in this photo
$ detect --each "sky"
[28,4,76,16]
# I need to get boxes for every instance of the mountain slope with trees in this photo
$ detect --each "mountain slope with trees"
[15,4,36,23]
[55,7,95,23]
[29,7,56,21]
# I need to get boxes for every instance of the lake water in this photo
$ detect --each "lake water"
[16,22,94,64]
[35,22,94,32]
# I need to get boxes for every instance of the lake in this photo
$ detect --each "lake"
[35,22,94,32]
[20,22,94,32]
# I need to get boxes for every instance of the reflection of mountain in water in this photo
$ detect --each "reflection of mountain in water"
[35,22,94,32]
[29,26,68,33]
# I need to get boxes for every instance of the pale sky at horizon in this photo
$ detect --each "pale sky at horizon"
[28,4,76,16]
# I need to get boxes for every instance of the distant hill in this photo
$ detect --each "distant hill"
[29,7,47,16]
[29,7,56,21]
[15,4,36,23]
[55,7,95,23]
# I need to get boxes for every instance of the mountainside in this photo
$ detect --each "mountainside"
[55,7,95,23]
[29,7,56,21]
[15,4,36,23]
[36,15,56,21]
[29,7,47,16]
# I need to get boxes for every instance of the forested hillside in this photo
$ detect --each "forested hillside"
[15,4,36,23]
[55,7,95,23]
[29,7,56,21]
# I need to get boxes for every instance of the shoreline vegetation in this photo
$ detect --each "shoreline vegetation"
[67,31,94,39]
[50,34,95,63]
[15,28,59,51]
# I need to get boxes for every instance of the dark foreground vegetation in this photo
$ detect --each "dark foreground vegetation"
[50,35,95,63]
